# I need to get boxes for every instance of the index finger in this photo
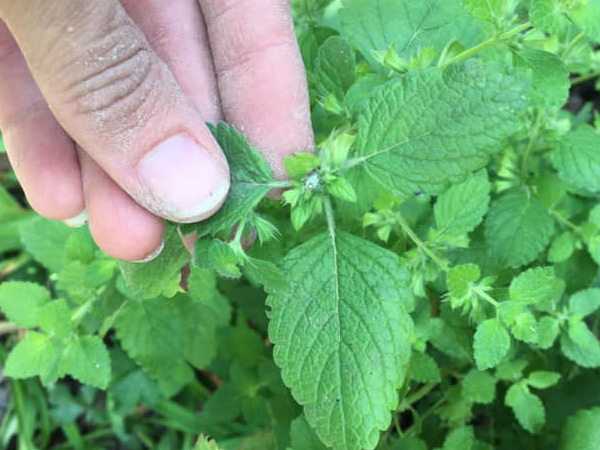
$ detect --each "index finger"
[200,0,314,179]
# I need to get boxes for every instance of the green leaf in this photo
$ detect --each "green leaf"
[435,170,491,236]
[514,48,569,108]
[5,332,62,384]
[356,61,529,195]
[289,415,329,450]
[509,267,559,307]
[505,384,546,433]
[20,217,71,272]
[526,371,561,389]
[561,408,600,450]
[268,232,413,450]
[315,36,356,100]
[548,232,575,263]
[193,122,275,238]
[570,0,600,43]
[560,320,600,368]
[462,370,496,404]
[61,335,111,389]
[0,281,50,328]
[339,0,479,66]
[442,426,475,450]
[553,127,600,193]
[345,74,388,113]
[429,318,473,363]
[194,436,221,450]
[474,319,511,370]
[530,0,570,34]
[485,191,555,268]
[495,359,528,381]
[463,0,505,21]
[37,300,72,339]
[194,239,243,279]
[568,288,600,318]
[537,316,560,349]
[120,227,189,299]
[115,297,194,394]
[511,312,538,344]
[410,352,441,383]
[447,264,480,299]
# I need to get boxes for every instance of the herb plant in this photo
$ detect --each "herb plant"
[1,0,600,449]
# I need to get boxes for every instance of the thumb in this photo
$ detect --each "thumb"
[0,0,230,223]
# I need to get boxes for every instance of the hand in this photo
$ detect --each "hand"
[0,0,313,261]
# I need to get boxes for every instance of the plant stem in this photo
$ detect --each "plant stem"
[562,31,585,60]
[395,213,450,272]
[571,70,600,85]
[440,22,531,68]
[474,286,500,307]
[549,209,583,236]
[406,383,438,404]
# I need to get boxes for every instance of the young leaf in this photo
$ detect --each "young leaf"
[268,232,413,450]
[537,316,560,349]
[525,371,560,389]
[505,384,546,433]
[37,300,72,339]
[568,288,600,318]
[561,408,600,450]
[194,435,222,450]
[315,36,356,100]
[410,352,442,383]
[20,217,71,272]
[462,0,505,22]
[435,170,491,236]
[442,426,475,450]
[193,122,275,238]
[5,332,62,384]
[429,318,473,363]
[61,335,111,389]
[356,61,529,195]
[509,267,559,306]
[485,191,555,268]
[339,0,478,66]
[0,281,50,328]
[474,318,511,370]
[560,320,600,368]
[462,370,496,404]
[447,264,481,299]
[553,126,600,193]
[570,0,600,43]
[530,0,570,34]
[548,231,575,263]
[119,227,189,299]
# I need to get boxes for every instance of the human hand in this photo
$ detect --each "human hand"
[0,0,313,261]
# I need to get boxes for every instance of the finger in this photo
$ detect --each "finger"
[200,0,314,179]
[78,148,165,261]
[0,0,230,223]
[120,0,221,123]
[0,20,84,221]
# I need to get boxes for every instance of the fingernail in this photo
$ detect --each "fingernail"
[64,210,88,228]
[132,240,165,263]
[137,135,230,223]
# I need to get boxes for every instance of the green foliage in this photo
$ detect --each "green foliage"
[3,1,600,449]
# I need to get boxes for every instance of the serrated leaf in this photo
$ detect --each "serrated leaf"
[474,319,511,370]
[568,288,600,318]
[447,264,481,299]
[548,232,575,263]
[495,359,528,381]
[339,0,479,66]
[526,371,560,389]
[515,48,569,108]
[462,370,496,404]
[429,318,473,363]
[356,61,528,195]
[62,335,111,389]
[509,267,558,306]
[485,192,555,268]
[20,217,71,272]
[511,312,538,344]
[570,0,600,43]
[435,171,491,236]
[194,436,221,450]
[561,407,600,450]
[410,352,441,383]
[315,36,356,100]
[0,281,50,328]
[37,300,72,339]
[268,232,413,450]
[530,0,570,34]
[505,384,545,433]
[115,297,193,394]
[560,320,600,368]
[553,127,600,193]
[442,426,475,450]
[193,122,275,238]
[345,74,388,113]
[5,332,62,384]
[120,227,188,299]
[537,316,560,349]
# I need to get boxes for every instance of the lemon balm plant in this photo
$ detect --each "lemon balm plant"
[2,0,600,449]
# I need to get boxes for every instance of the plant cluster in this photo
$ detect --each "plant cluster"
[1,0,600,449]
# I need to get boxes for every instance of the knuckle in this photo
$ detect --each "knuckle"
[56,10,159,131]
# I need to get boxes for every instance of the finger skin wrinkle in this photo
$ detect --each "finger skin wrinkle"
[216,36,296,76]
